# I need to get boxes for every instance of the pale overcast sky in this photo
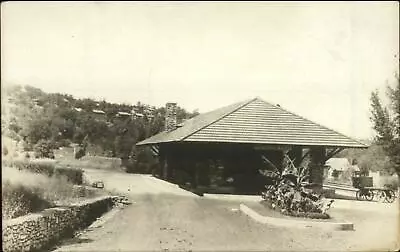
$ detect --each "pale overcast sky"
[1,1,399,140]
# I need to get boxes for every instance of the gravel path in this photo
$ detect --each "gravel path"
[53,169,399,251]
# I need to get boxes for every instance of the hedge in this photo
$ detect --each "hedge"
[3,159,55,177]
[2,180,52,219]
[54,166,83,185]
[3,159,83,185]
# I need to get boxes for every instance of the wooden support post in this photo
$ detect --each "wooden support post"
[309,147,326,193]
[158,144,169,180]
[162,157,168,180]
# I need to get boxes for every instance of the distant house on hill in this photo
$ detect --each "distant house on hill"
[325,158,360,181]
[135,113,144,118]
[115,111,132,121]
[92,109,106,120]
[116,111,132,117]
[92,109,105,114]
[32,98,43,107]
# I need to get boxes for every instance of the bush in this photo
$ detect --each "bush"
[124,147,158,174]
[41,175,75,202]
[3,159,83,185]
[2,167,102,219]
[260,154,334,218]
[34,140,55,159]
[4,159,56,177]
[74,147,86,159]
[23,141,33,151]
[54,166,83,185]
[2,180,52,219]
[2,146,9,156]
[331,169,339,179]
[124,161,156,174]
[381,176,399,190]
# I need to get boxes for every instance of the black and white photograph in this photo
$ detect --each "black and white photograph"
[1,1,399,251]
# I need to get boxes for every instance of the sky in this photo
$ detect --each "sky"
[1,1,399,140]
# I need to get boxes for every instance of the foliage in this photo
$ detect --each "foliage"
[370,92,393,143]
[74,147,86,159]
[331,169,339,179]
[125,147,158,174]
[2,166,103,219]
[335,144,393,175]
[380,176,399,190]
[2,180,52,219]
[3,146,9,156]
[33,139,55,159]
[260,155,334,218]
[3,159,84,184]
[3,159,56,177]
[57,156,122,171]
[370,75,400,175]
[54,166,83,185]
[3,84,198,171]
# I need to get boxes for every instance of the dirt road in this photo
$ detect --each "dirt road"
[53,170,399,251]
[82,169,197,197]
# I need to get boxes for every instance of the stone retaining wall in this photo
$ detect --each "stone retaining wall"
[2,196,121,252]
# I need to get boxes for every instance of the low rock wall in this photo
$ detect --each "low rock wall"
[2,196,120,252]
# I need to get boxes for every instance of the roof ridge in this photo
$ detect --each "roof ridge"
[180,97,257,141]
[256,98,369,148]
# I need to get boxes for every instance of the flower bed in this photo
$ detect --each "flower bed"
[259,154,334,219]
[260,199,330,219]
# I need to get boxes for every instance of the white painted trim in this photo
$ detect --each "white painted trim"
[203,194,262,202]
[239,203,354,231]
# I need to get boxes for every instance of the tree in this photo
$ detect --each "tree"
[33,139,55,159]
[370,75,400,176]
[21,118,52,144]
[336,145,393,175]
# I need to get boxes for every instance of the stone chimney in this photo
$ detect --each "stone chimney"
[165,102,177,132]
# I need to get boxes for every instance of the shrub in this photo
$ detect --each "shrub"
[5,129,21,142]
[331,169,340,179]
[124,147,158,174]
[54,166,83,185]
[2,167,101,219]
[4,159,56,177]
[260,154,334,218]
[41,175,75,202]
[3,159,83,184]
[123,158,135,173]
[2,146,9,156]
[2,180,52,219]
[34,140,55,159]
[74,147,86,159]
[23,141,33,151]
[381,176,399,190]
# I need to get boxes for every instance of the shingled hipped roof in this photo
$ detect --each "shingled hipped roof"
[136,97,368,148]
